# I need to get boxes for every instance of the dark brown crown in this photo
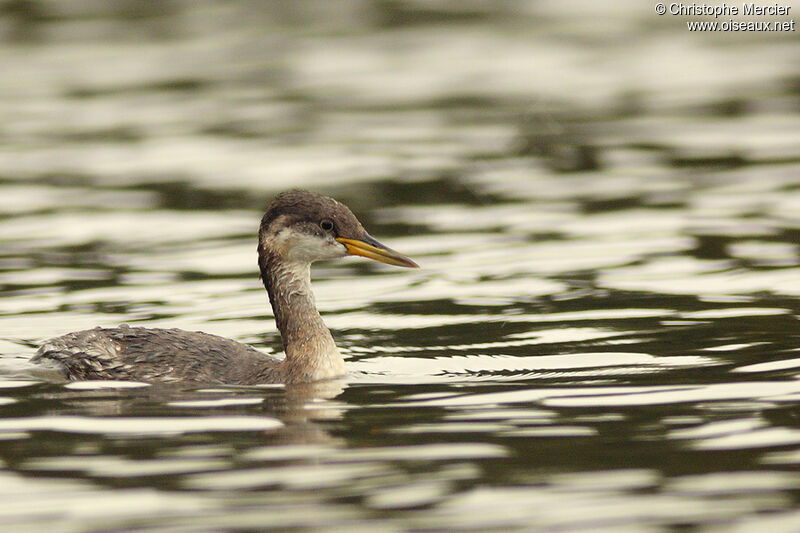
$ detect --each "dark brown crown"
[259,189,366,240]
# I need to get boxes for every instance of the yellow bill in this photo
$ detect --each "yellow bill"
[336,237,419,268]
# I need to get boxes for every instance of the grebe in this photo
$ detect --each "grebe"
[32,190,418,384]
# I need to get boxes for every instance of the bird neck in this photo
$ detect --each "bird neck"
[260,251,345,383]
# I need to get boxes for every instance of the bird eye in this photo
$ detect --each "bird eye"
[320,219,334,232]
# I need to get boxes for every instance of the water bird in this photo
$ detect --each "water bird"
[32,190,418,384]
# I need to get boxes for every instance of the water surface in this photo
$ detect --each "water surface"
[1,1,800,531]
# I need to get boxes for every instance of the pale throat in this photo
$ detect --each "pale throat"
[260,231,346,382]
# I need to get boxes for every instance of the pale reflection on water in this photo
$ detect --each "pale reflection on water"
[0,1,799,531]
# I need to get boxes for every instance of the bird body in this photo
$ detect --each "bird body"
[35,325,279,384]
[32,190,418,385]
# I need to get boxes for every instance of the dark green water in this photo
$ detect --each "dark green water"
[1,1,799,531]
